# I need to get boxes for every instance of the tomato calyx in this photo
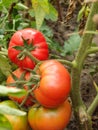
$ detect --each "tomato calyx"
[7,69,41,107]
[17,49,39,64]
[13,37,39,63]
[7,71,27,88]
[7,70,40,89]
[19,85,37,108]
[13,37,35,51]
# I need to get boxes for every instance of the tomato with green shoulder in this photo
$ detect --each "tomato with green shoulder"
[0,100,29,130]
[28,100,72,130]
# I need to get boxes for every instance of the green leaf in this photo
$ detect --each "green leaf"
[0,0,18,10]
[15,2,28,10]
[0,85,27,97]
[45,3,58,21]
[35,7,45,30]
[40,23,53,37]
[0,114,12,130]
[31,0,58,29]
[31,0,49,30]
[29,9,35,17]
[0,105,26,116]
[13,46,23,51]
[77,5,86,22]
[1,0,18,7]
[47,37,61,52]
[0,55,11,76]
[62,34,81,55]
[38,0,49,13]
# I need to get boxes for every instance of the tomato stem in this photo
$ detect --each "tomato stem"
[19,91,30,107]
[86,46,98,54]
[25,50,39,63]
[17,37,39,64]
[70,1,98,130]
[56,59,73,67]
[19,84,38,107]
[17,49,39,64]
[87,94,98,116]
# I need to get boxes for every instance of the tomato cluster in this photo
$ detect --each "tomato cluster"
[6,28,72,130]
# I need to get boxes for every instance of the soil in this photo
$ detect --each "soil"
[47,1,98,130]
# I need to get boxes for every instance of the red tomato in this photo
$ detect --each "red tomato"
[34,60,71,108]
[6,68,34,107]
[28,100,72,130]
[8,28,49,69]
[0,100,29,130]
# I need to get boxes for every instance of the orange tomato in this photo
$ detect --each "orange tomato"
[28,99,71,130]
[34,60,71,108]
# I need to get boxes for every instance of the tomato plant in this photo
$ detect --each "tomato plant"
[8,28,49,69]
[6,68,34,107]
[0,1,98,130]
[28,100,71,130]
[34,60,71,108]
[0,100,29,130]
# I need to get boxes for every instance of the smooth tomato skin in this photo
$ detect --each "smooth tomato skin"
[34,60,71,108]
[6,68,34,106]
[28,100,71,130]
[8,28,49,69]
[0,100,29,130]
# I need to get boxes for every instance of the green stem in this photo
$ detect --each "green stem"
[75,3,98,67]
[86,47,98,54]
[5,30,16,32]
[30,75,40,81]
[0,48,8,56]
[0,51,8,56]
[17,49,39,64]
[19,90,30,107]
[25,51,39,63]
[56,59,73,67]
[19,84,38,107]
[13,80,27,84]
[70,1,98,130]
[87,94,98,116]
[12,19,16,31]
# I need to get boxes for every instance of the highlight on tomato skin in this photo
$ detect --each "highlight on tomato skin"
[8,28,49,69]
[34,60,71,108]
[28,99,72,130]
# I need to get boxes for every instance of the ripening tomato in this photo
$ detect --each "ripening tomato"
[34,60,71,108]
[8,28,49,69]
[28,100,71,130]
[0,100,29,130]
[6,68,34,107]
